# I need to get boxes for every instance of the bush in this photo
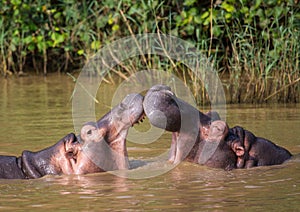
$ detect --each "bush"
[0,0,299,103]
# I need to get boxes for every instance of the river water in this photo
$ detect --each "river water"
[0,74,299,211]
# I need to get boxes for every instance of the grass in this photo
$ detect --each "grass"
[221,16,300,103]
[0,0,299,104]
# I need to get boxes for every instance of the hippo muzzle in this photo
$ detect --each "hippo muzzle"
[0,133,91,179]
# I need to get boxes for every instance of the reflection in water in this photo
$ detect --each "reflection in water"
[0,74,299,210]
[46,173,130,194]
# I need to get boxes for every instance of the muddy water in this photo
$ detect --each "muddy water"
[0,74,299,211]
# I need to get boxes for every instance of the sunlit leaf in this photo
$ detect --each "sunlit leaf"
[112,24,119,31]
[221,2,235,13]
[91,40,101,50]
[77,49,84,55]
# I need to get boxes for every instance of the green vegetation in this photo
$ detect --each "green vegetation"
[0,0,299,103]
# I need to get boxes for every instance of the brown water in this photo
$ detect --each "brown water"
[0,74,299,211]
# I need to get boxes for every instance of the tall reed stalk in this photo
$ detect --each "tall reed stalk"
[0,0,298,104]
[221,13,299,103]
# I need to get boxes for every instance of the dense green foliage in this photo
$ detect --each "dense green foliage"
[0,0,299,103]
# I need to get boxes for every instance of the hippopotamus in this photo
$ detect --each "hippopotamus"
[143,84,292,169]
[226,124,292,168]
[0,133,99,179]
[77,93,145,172]
[0,93,144,179]
[143,84,237,170]
[205,120,292,168]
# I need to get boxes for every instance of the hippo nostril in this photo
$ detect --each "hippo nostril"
[87,129,92,135]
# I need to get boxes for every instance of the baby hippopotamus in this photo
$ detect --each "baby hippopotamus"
[227,124,292,168]
[207,120,292,168]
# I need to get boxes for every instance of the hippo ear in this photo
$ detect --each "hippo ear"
[86,127,107,143]
[235,146,245,157]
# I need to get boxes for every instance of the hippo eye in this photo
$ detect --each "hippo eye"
[87,129,92,135]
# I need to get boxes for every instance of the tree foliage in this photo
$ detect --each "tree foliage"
[0,0,299,103]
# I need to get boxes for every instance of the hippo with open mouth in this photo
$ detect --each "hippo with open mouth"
[143,84,236,170]
[77,93,145,172]
[143,84,292,170]
[0,93,144,179]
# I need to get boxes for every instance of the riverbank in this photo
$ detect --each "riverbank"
[0,1,299,103]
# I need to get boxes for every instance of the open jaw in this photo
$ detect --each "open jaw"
[104,93,145,133]
[1,94,149,179]
[76,93,145,172]
[19,94,144,178]
[143,85,238,169]
[143,85,203,163]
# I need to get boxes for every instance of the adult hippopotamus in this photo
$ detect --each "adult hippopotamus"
[0,133,98,179]
[0,93,144,179]
[77,93,145,172]
[143,85,237,170]
[143,84,292,169]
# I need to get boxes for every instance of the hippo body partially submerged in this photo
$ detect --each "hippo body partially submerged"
[143,85,292,169]
[227,125,292,168]
[0,133,88,179]
[143,85,237,170]
[78,93,144,172]
[0,93,144,179]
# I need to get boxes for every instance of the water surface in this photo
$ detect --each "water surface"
[0,74,299,211]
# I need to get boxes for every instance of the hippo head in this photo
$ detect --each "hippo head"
[20,133,101,178]
[143,84,212,132]
[143,85,204,163]
[18,94,144,178]
[143,85,182,132]
[143,85,237,168]
[199,120,237,170]
[77,93,145,172]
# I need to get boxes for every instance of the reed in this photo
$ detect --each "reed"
[221,13,300,103]
[0,0,298,103]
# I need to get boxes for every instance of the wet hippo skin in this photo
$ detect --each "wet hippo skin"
[0,133,88,179]
[143,84,292,170]
[143,85,237,170]
[77,93,145,172]
[205,120,292,168]
[227,125,292,168]
[0,93,144,179]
